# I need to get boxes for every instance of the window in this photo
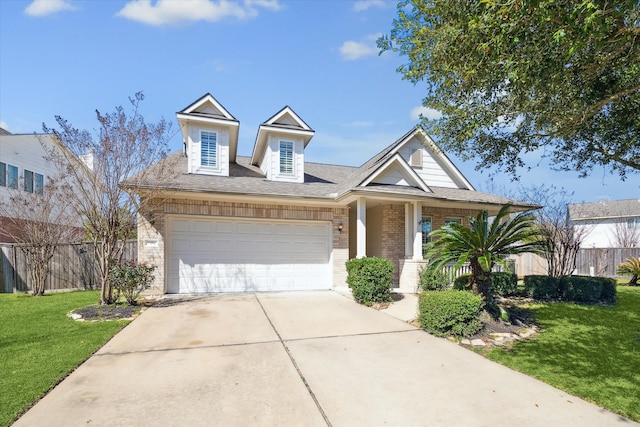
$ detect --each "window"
[24,170,34,192]
[7,165,18,189]
[0,162,5,187]
[35,173,44,195]
[628,218,639,229]
[444,217,462,226]
[421,216,432,256]
[279,141,294,175]
[200,131,217,168]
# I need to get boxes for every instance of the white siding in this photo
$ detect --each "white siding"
[399,138,460,188]
[0,134,84,227]
[371,168,411,186]
[265,136,304,183]
[576,219,640,248]
[187,125,229,176]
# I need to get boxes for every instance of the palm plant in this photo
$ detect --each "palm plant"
[617,257,640,286]
[425,204,545,302]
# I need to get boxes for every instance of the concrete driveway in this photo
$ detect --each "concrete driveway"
[15,291,635,426]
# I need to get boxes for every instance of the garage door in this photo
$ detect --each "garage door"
[167,217,331,293]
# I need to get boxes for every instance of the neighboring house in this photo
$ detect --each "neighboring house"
[569,199,640,248]
[0,129,87,242]
[127,93,534,294]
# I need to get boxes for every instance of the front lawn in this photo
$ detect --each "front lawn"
[483,286,640,421]
[0,291,130,426]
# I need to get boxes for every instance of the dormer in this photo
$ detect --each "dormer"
[250,106,314,183]
[177,93,239,177]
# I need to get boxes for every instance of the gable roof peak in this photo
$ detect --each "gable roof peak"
[178,92,238,122]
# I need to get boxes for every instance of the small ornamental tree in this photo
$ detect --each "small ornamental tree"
[0,177,82,295]
[425,204,545,302]
[44,92,178,304]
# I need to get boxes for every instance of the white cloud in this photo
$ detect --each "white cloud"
[117,0,282,26]
[339,34,380,60]
[0,121,9,131]
[24,0,75,17]
[353,0,386,12]
[410,106,442,121]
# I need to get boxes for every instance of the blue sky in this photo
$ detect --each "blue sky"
[1,0,638,203]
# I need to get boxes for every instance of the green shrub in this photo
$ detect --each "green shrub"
[524,275,560,299]
[600,277,617,304]
[109,260,156,305]
[419,267,450,291]
[558,275,601,303]
[345,257,394,306]
[453,274,472,291]
[418,290,484,337]
[491,272,518,296]
[559,275,617,304]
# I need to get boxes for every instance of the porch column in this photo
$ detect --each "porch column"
[356,197,367,258]
[412,201,422,260]
[405,203,413,258]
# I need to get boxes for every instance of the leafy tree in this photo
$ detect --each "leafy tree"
[424,204,544,302]
[0,176,83,295]
[43,92,177,304]
[379,0,640,178]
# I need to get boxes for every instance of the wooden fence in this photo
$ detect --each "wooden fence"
[509,248,640,278]
[0,241,137,293]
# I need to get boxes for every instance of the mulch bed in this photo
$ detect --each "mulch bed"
[71,304,142,321]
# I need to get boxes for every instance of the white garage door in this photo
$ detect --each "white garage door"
[167,217,331,293]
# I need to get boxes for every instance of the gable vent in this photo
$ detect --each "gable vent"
[410,149,423,167]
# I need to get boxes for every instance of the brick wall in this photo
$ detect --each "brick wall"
[138,198,349,293]
[380,204,405,286]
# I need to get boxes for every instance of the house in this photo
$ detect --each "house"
[0,129,92,243]
[127,93,534,294]
[569,199,640,248]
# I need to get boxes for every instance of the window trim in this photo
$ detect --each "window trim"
[421,215,432,257]
[279,140,295,176]
[24,169,34,193]
[0,162,6,187]
[35,173,44,195]
[7,164,18,190]
[444,216,462,226]
[199,130,218,169]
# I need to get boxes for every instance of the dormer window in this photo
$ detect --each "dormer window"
[201,131,218,168]
[279,140,294,175]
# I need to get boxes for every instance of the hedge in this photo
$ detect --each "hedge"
[524,275,617,304]
[524,275,560,299]
[491,272,518,297]
[345,257,394,305]
[418,290,484,337]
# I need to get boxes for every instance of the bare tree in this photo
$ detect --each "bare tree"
[519,185,588,278]
[0,177,83,295]
[43,92,177,304]
[611,220,640,248]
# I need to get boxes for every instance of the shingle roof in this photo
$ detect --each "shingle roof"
[128,153,356,200]
[125,151,534,210]
[0,127,11,135]
[569,199,640,220]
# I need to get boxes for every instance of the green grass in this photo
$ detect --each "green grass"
[0,291,130,426]
[484,286,640,421]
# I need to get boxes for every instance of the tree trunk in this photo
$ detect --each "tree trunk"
[470,259,492,302]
